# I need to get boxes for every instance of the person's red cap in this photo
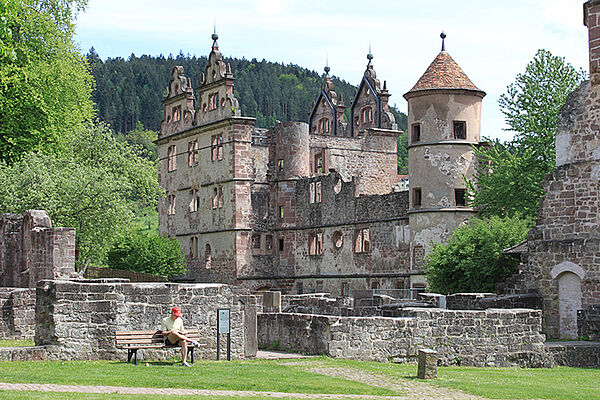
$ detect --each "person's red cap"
[171,306,181,317]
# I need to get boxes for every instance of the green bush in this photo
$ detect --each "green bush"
[106,231,186,278]
[426,215,532,294]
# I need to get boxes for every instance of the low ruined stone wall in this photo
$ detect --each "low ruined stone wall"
[578,304,600,340]
[258,308,549,367]
[546,341,600,368]
[0,287,35,339]
[84,266,167,282]
[35,280,257,361]
[446,293,542,311]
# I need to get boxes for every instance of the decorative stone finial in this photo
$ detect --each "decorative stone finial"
[440,31,446,52]
[324,53,330,75]
[367,42,373,65]
[212,20,219,43]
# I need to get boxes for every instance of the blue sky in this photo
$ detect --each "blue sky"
[75,0,589,141]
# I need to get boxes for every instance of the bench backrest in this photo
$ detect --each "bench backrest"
[115,329,200,347]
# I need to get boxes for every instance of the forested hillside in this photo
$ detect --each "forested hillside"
[86,49,408,134]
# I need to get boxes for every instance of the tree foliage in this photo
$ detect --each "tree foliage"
[426,215,532,294]
[467,50,587,219]
[106,230,186,278]
[0,0,94,164]
[0,121,161,269]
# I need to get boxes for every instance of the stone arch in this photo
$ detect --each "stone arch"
[551,261,585,339]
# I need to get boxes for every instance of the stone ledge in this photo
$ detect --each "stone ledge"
[0,346,47,361]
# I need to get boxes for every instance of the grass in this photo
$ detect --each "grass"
[0,392,314,400]
[0,359,398,396]
[324,358,600,400]
[0,339,34,347]
[0,357,599,400]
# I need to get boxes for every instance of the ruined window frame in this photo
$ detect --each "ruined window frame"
[361,107,373,123]
[189,189,199,213]
[252,233,262,252]
[205,243,212,269]
[211,134,223,161]
[411,124,421,143]
[167,194,176,215]
[278,205,285,220]
[319,118,330,134]
[188,140,199,167]
[314,153,323,174]
[309,181,322,204]
[208,92,219,111]
[172,105,181,122]
[308,231,323,256]
[453,121,466,140]
[278,237,284,252]
[167,145,177,172]
[190,236,199,258]
[341,281,350,297]
[278,159,284,172]
[354,228,371,253]
[212,186,224,209]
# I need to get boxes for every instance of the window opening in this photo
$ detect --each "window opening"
[190,237,199,258]
[211,134,223,161]
[355,228,371,253]
[455,188,467,207]
[205,244,212,269]
[411,124,421,143]
[167,145,177,172]
[413,188,422,206]
[188,140,198,166]
[208,93,219,111]
[453,121,466,140]
[189,189,199,212]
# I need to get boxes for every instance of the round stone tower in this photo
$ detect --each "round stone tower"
[404,33,486,271]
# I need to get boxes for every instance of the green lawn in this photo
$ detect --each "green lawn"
[0,358,598,400]
[0,359,397,396]
[0,392,312,400]
[0,339,34,347]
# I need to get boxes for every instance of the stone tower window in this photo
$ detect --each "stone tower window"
[314,153,323,174]
[453,121,466,139]
[208,93,219,110]
[333,177,342,194]
[265,235,273,251]
[278,205,284,220]
[341,281,350,297]
[211,134,223,161]
[354,228,371,253]
[278,159,284,172]
[319,118,330,134]
[332,231,343,248]
[411,124,421,143]
[212,186,223,209]
[252,233,261,251]
[172,105,181,122]
[167,145,177,172]
[278,238,284,252]
[455,188,467,207]
[412,188,422,207]
[296,282,304,295]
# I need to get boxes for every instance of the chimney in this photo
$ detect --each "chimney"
[585,0,600,85]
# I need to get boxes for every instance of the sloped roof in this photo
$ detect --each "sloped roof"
[405,51,484,97]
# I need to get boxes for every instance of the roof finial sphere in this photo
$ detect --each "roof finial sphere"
[440,31,446,40]
[324,65,330,74]
[212,33,219,41]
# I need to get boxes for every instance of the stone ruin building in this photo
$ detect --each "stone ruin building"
[156,32,484,297]
[501,0,600,341]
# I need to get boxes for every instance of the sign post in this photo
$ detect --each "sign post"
[217,308,231,361]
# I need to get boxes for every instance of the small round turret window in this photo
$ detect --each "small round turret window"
[332,231,343,248]
[333,177,342,194]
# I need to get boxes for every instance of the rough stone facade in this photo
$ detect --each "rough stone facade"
[0,210,77,288]
[35,279,258,361]
[157,34,485,296]
[504,1,600,339]
[0,288,35,340]
[258,308,549,367]
[578,304,600,340]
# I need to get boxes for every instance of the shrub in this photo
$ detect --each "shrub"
[426,215,532,294]
[106,231,186,278]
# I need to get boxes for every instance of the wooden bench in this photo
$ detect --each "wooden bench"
[115,329,204,365]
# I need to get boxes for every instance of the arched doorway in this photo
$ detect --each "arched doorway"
[551,262,585,339]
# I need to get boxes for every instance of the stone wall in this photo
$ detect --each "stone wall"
[579,304,600,340]
[0,210,77,288]
[85,267,167,282]
[35,279,258,361]
[0,287,35,339]
[258,308,549,367]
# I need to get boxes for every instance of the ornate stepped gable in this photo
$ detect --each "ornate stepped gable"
[160,66,195,137]
[194,33,241,126]
[350,51,396,137]
[308,65,347,136]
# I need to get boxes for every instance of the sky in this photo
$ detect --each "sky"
[74,0,590,142]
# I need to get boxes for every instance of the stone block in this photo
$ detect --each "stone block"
[417,348,438,379]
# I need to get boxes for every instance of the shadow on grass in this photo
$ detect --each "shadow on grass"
[111,360,182,366]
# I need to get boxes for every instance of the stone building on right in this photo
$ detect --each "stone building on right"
[507,0,600,339]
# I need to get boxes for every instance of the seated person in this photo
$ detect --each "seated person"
[161,306,199,367]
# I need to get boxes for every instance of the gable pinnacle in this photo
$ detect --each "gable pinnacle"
[440,31,446,52]
[367,41,373,65]
[324,53,330,75]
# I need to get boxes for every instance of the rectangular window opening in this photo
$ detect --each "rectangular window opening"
[413,188,422,207]
[455,188,467,207]
[278,238,284,252]
[411,124,421,143]
[453,121,466,140]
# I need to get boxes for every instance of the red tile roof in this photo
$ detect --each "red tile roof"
[405,51,483,96]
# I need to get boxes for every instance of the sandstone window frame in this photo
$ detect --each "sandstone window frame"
[411,123,421,143]
[455,188,467,207]
[213,186,224,209]
[354,228,371,253]
[278,159,284,172]
[167,145,177,172]
[341,281,350,297]
[208,92,219,111]
[314,153,323,174]
[211,134,223,161]
[318,118,330,134]
[361,107,373,123]
[278,205,285,220]
[172,105,181,122]
[309,231,323,255]
[205,243,212,269]
[309,181,322,203]
[190,236,199,258]
[188,140,199,167]
[412,245,425,267]
[266,235,273,252]
[332,230,343,249]
[167,194,176,215]
[189,189,199,212]
[252,233,262,253]
[453,121,466,140]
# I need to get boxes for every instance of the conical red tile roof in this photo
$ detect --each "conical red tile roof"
[405,51,484,97]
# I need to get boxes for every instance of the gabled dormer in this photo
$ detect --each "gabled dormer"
[194,33,241,126]
[350,51,396,136]
[308,65,347,136]
[160,66,195,138]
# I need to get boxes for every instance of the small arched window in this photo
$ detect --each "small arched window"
[205,244,212,269]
